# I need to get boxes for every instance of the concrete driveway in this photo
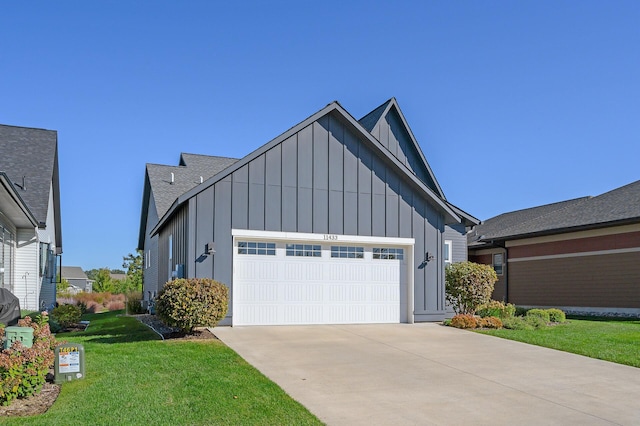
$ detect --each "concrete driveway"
[212,323,640,425]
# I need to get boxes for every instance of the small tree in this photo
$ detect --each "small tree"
[122,250,143,292]
[155,278,229,334]
[445,261,498,315]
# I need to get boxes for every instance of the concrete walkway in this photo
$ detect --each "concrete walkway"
[212,323,640,425]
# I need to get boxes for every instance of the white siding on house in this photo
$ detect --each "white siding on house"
[37,183,58,310]
[15,228,39,310]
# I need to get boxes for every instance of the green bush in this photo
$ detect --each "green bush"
[156,278,229,333]
[450,314,478,329]
[502,316,535,330]
[526,309,550,323]
[524,315,548,329]
[515,306,529,316]
[445,261,498,315]
[126,292,146,315]
[0,313,58,405]
[476,300,516,319]
[547,308,566,323]
[477,316,503,329]
[51,304,82,329]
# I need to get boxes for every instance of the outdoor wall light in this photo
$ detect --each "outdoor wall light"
[424,251,435,263]
[205,242,215,256]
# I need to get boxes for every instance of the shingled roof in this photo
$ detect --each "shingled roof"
[138,153,238,249]
[0,124,59,226]
[469,180,640,245]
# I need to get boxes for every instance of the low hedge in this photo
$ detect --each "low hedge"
[0,313,58,406]
[476,300,516,319]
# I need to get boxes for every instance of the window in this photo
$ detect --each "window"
[373,247,404,260]
[493,253,504,275]
[238,241,276,256]
[286,244,321,257]
[444,240,452,264]
[331,246,364,259]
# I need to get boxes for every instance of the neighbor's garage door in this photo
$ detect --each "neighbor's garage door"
[233,241,407,325]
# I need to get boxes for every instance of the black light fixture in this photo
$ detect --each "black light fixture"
[205,242,215,256]
[424,251,435,263]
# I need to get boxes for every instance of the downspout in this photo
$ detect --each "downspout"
[491,240,509,303]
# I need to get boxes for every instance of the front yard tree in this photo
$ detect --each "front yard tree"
[92,268,115,293]
[445,261,498,315]
[122,250,143,292]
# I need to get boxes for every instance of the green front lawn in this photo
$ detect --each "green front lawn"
[6,311,322,425]
[477,317,640,368]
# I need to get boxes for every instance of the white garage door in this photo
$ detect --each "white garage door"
[233,238,409,326]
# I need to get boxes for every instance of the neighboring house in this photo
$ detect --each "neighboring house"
[138,98,478,325]
[0,124,62,311]
[109,273,127,283]
[60,266,92,293]
[468,180,640,316]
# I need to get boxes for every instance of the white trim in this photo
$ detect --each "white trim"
[505,223,640,247]
[509,247,640,263]
[231,229,415,246]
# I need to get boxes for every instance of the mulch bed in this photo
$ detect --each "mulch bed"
[0,315,216,417]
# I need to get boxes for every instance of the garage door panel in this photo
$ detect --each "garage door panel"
[234,240,407,326]
[283,283,323,302]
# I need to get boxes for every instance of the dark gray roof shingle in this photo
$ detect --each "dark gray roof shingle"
[147,153,238,219]
[0,124,58,225]
[469,180,640,244]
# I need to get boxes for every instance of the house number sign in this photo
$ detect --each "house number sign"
[323,234,338,240]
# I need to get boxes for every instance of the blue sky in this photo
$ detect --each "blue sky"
[2,1,639,270]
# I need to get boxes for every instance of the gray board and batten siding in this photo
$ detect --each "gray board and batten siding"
[154,102,464,322]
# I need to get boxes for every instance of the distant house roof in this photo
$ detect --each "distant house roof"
[137,153,238,249]
[110,273,127,282]
[0,124,62,249]
[61,266,88,280]
[469,180,640,245]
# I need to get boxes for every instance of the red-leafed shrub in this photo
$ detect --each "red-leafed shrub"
[450,314,478,329]
[107,301,125,311]
[477,316,503,329]
[156,278,229,333]
[0,313,58,406]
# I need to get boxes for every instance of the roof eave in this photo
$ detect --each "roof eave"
[0,172,39,228]
[152,101,463,234]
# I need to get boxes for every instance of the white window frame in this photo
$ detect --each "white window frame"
[444,240,452,264]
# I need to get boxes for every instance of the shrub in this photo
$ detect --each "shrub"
[445,261,498,314]
[502,316,535,330]
[524,315,548,329]
[526,309,550,323]
[547,308,566,323]
[477,316,503,329]
[156,278,229,333]
[106,301,125,311]
[476,300,516,319]
[85,301,102,313]
[126,292,146,315]
[0,313,58,406]
[51,304,82,329]
[450,314,478,329]
[76,300,88,315]
[515,306,529,316]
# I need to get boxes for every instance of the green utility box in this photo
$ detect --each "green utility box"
[54,343,85,384]
[4,326,34,349]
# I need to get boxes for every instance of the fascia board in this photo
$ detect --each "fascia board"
[384,99,446,199]
[0,172,38,227]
